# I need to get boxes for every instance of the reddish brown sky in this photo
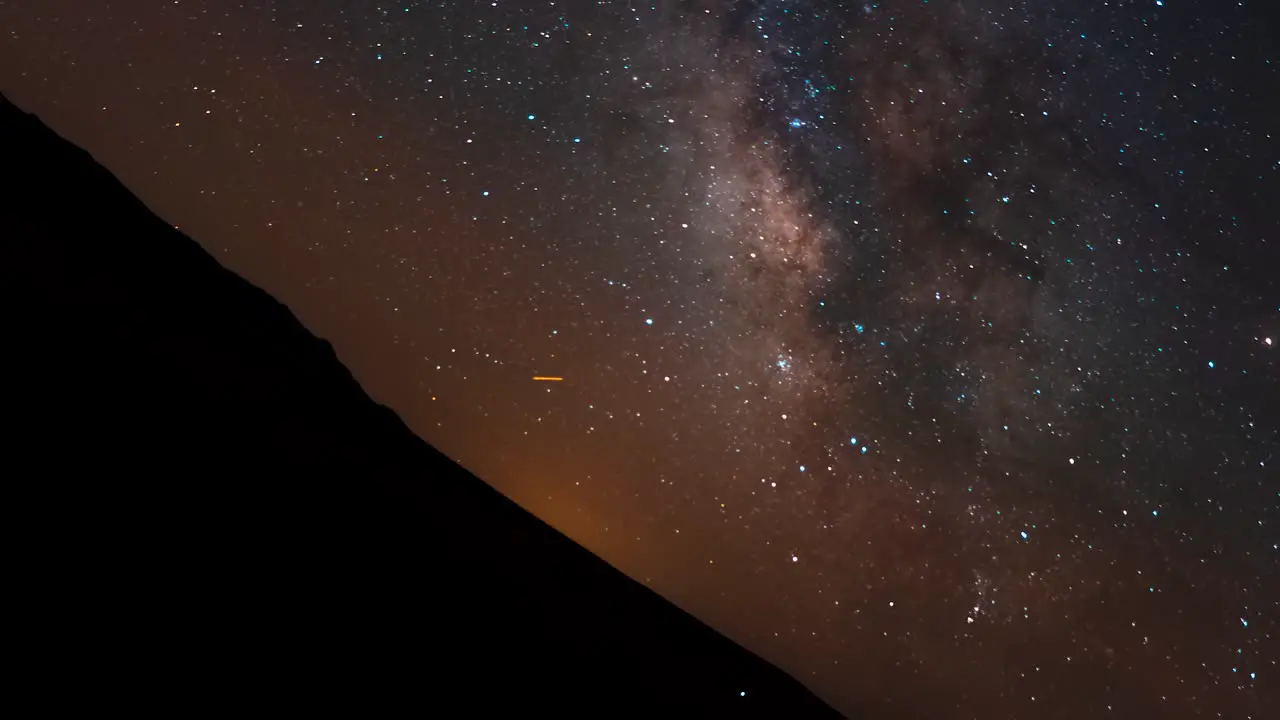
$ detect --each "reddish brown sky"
[4,3,1276,716]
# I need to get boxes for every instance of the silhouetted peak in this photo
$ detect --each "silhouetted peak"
[3,96,844,718]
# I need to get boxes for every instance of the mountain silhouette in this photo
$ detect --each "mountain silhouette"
[1,93,843,717]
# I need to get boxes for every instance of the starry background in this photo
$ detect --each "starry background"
[3,1,1277,716]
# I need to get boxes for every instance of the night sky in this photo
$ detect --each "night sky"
[3,1,1277,716]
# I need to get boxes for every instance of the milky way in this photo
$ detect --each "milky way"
[4,1,1275,716]
[554,5,1278,712]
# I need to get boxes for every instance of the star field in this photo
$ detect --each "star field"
[3,1,1276,716]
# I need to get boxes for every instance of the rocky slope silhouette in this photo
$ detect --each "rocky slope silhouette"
[2,93,842,717]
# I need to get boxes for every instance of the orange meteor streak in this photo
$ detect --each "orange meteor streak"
[532,376,563,382]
